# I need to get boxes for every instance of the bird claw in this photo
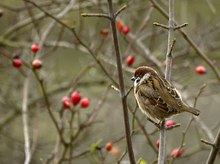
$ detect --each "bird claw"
[146,118,181,130]
[146,118,161,129]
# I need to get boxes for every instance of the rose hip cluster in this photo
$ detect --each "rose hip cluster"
[156,142,184,158]
[116,20,130,35]
[118,20,134,66]
[12,43,42,69]
[99,20,135,67]
[100,20,130,37]
[62,91,90,109]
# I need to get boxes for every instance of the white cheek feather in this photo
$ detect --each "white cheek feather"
[134,80,138,88]
[140,73,151,85]
[134,73,151,93]
[134,80,138,94]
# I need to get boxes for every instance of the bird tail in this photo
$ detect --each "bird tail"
[184,106,200,116]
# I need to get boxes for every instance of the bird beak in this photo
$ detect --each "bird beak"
[131,76,136,81]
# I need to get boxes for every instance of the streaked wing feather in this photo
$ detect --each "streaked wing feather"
[160,77,183,107]
[138,84,170,113]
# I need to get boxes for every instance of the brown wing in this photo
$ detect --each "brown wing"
[137,84,171,113]
[156,76,183,108]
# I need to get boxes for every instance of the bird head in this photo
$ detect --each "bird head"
[131,66,158,88]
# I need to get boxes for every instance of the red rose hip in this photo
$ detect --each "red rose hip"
[81,98,90,108]
[156,139,160,148]
[105,142,113,151]
[123,26,130,35]
[13,59,23,68]
[126,56,135,66]
[62,96,71,109]
[196,65,206,74]
[166,120,175,127]
[170,148,184,158]
[100,28,109,36]
[32,59,42,69]
[31,44,39,53]
[71,91,81,106]
[117,20,124,31]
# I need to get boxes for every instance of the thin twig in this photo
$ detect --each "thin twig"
[81,13,111,20]
[107,0,135,163]
[23,1,40,37]
[193,83,207,107]
[39,0,76,58]
[205,0,216,14]
[174,23,188,30]
[188,85,213,140]
[32,69,66,145]
[2,8,59,38]
[22,76,32,164]
[117,149,128,164]
[158,0,175,163]
[206,128,220,164]
[167,39,176,57]
[194,116,215,142]
[115,4,127,17]
[201,139,214,147]
[153,22,169,30]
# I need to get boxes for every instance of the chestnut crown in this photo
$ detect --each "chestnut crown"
[131,66,158,81]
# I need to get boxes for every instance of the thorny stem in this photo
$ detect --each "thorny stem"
[158,121,166,164]
[165,0,175,81]
[206,128,220,164]
[107,0,135,163]
[159,0,175,164]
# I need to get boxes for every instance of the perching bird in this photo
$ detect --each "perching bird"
[131,66,200,125]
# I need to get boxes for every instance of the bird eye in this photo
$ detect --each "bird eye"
[136,78,140,83]
[131,76,136,81]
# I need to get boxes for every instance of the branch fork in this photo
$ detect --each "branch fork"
[153,22,188,31]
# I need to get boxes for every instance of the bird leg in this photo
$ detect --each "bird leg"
[146,117,161,129]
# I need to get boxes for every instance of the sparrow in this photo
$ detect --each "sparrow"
[131,66,200,125]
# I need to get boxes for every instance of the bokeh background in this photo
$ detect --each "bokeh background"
[0,0,220,163]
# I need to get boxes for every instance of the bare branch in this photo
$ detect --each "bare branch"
[206,128,220,164]
[174,23,188,30]
[167,39,176,58]
[201,139,214,147]
[158,0,175,163]
[107,0,135,163]
[115,4,127,17]
[22,76,32,164]
[153,22,169,30]
[81,13,111,20]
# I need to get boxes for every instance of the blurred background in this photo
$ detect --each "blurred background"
[0,0,220,163]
